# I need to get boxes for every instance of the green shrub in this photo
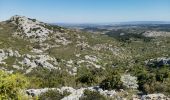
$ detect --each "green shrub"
[39,89,70,100]
[137,72,156,93]
[80,89,107,100]
[155,67,170,82]
[99,73,123,90]
[76,73,97,86]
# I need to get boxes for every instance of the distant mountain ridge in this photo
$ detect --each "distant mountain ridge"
[53,21,170,27]
[118,21,170,25]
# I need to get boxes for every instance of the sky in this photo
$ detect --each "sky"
[0,0,170,23]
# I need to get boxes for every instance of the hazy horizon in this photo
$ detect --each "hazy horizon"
[1,0,170,23]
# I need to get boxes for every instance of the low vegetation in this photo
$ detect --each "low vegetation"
[39,89,70,100]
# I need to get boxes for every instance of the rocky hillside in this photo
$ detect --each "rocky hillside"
[0,15,129,75]
[0,16,170,100]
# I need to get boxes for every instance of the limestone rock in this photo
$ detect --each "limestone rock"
[141,93,169,100]
[10,15,53,42]
[121,74,138,89]
[20,54,58,73]
[143,31,170,37]
[26,86,117,100]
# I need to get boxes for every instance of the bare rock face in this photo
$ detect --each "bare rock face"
[10,15,53,42]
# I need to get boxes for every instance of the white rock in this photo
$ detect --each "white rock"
[10,15,53,42]
[26,86,117,100]
[31,49,43,54]
[13,65,22,70]
[7,49,14,56]
[0,49,21,64]
[85,55,98,62]
[14,50,21,57]
[121,74,138,89]
[141,93,169,100]
[143,31,170,37]
[67,60,73,64]
[0,49,7,63]
[23,58,36,67]
[20,54,58,73]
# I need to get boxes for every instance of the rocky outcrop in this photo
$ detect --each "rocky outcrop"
[26,86,117,100]
[19,54,59,73]
[0,48,59,73]
[143,31,170,37]
[10,15,53,42]
[146,57,170,67]
[9,15,72,49]
[28,86,170,100]
[141,93,170,100]
[77,55,101,68]
[0,49,21,64]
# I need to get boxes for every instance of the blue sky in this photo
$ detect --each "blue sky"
[0,0,170,23]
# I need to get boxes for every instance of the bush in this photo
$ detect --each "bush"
[76,67,102,86]
[0,70,29,99]
[80,89,107,100]
[76,73,97,86]
[137,72,156,93]
[155,67,170,82]
[39,89,70,100]
[100,73,123,90]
